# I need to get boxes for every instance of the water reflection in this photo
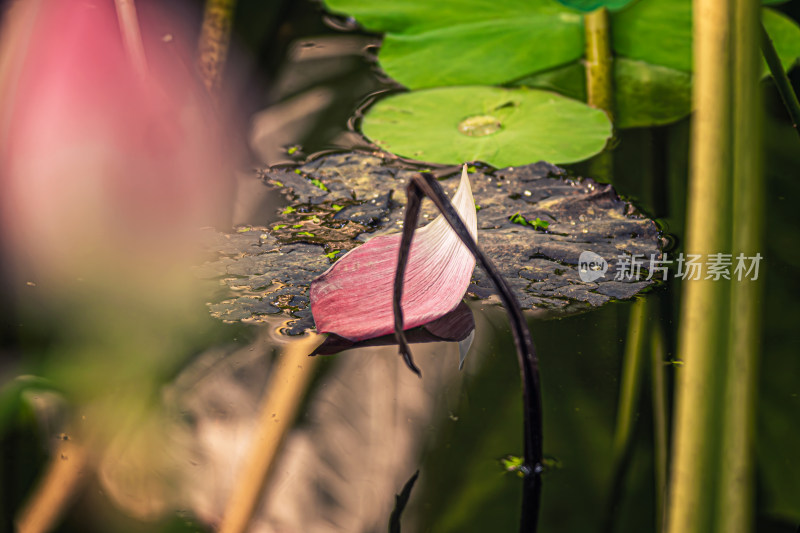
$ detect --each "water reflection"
[311,301,476,370]
[101,316,471,532]
[89,296,639,532]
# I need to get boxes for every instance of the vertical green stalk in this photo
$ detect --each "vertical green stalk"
[584,8,614,120]
[197,0,237,94]
[584,8,614,182]
[667,0,733,529]
[667,0,762,529]
[650,311,668,533]
[719,0,763,529]
[602,298,648,533]
[612,299,647,473]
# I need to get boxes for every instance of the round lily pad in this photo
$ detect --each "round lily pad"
[199,151,663,333]
[360,87,612,167]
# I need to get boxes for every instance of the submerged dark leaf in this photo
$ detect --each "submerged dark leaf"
[200,151,662,331]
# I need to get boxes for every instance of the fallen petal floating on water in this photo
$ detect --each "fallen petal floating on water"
[310,166,477,342]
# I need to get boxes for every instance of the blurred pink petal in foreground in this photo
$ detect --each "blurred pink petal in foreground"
[310,166,478,341]
[0,0,234,284]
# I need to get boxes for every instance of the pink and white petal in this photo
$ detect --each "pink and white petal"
[310,166,477,342]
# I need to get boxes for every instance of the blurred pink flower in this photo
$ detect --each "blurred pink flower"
[310,166,477,341]
[0,0,234,284]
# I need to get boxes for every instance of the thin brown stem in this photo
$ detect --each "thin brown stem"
[218,334,322,533]
[15,435,89,533]
[197,0,237,94]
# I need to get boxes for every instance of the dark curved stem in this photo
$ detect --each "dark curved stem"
[388,470,420,533]
[393,182,423,377]
[393,173,543,532]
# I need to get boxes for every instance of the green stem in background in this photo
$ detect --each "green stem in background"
[650,307,669,533]
[197,0,237,94]
[667,0,761,528]
[602,298,648,533]
[584,8,615,183]
[719,0,763,529]
[667,0,734,517]
[584,8,614,120]
[760,22,800,139]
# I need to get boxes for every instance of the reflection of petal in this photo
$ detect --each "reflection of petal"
[310,301,475,356]
[310,166,477,341]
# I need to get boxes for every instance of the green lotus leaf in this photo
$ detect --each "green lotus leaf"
[324,0,584,89]
[763,8,800,75]
[511,62,588,101]
[612,0,800,76]
[611,0,693,72]
[555,0,638,13]
[614,58,692,128]
[361,86,612,166]
[514,58,691,128]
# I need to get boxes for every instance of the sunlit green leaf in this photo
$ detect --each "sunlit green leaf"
[324,0,584,89]
[362,87,611,166]
[612,0,800,77]
[763,8,800,75]
[509,212,551,229]
[310,178,328,191]
[611,0,693,72]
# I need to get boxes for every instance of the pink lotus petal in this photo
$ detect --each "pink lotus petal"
[310,166,477,341]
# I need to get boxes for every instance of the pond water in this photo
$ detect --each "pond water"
[219,9,650,531]
[2,1,800,532]
[210,5,799,532]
